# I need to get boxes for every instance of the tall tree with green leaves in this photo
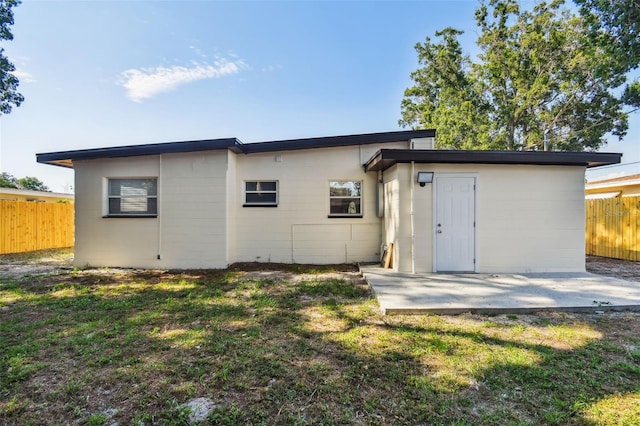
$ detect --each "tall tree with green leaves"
[399,28,491,149]
[0,172,50,191]
[400,0,635,151]
[575,0,640,111]
[0,171,18,188]
[17,176,50,192]
[0,0,23,115]
[575,0,639,73]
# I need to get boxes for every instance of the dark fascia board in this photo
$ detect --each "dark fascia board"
[239,130,436,154]
[36,130,436,168]
[363,149,622,172]
[36,138,243,169]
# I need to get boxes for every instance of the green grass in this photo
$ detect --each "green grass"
[1,257,639,424]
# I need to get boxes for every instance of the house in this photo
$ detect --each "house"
[37,130,621,273]
[586,173,640,199]
[0,188,74,203]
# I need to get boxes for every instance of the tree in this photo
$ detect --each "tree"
[0,0,23,115]
[399,28,491,149]
[17,176,49,192]
[575,0,639,74]
[400,0,635,151]
[575,0,640,112]
[0,171,17,188]
[0,172,50,191]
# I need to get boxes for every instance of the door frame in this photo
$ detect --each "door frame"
[432,173,479,272]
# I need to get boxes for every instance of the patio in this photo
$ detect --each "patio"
[361,267,640,315]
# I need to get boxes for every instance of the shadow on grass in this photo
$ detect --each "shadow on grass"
[1,267,639,425]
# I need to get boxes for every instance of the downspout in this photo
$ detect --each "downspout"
[410,161,415,274]
[157,154,162,260]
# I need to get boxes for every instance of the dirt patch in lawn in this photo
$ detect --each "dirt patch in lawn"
[0,248,74,279]
[586,255,640,281]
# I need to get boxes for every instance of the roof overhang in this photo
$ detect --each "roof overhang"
[363,149,622,172]
[36,130,437,169]
[240,130,435,154]
[36,138,243,169]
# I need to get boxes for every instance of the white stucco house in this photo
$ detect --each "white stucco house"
[37,130,621,273]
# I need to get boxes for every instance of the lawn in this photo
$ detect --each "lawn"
[1,254,640,425]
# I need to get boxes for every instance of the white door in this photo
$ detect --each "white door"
[435,177,476,272]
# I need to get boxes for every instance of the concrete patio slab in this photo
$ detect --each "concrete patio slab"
[360,267,640,315]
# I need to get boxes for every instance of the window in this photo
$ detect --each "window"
[329,180,362,217]
[244,181,278,206]
[107,178,157,217]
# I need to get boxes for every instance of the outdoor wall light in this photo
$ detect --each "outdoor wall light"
[417,172,434,187]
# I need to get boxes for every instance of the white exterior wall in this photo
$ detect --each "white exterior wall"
[385,163,586,273]
[382,166,399,269]
[231,143,407,264]
[74,156,160,268]
[382,165,415,272]
[472,164,586,272]
[158,151,229,268]
[73,141,412,269]
[226,151,238,264]
[73,151,230,269]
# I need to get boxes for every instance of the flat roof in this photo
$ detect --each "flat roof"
[363,149,622,172]
[36,138,242,168]
[37,130,436,168]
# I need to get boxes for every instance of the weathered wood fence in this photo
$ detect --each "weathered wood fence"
[586,196,640,261]
[0,200,74,254]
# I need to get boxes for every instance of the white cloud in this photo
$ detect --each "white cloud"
[261,64,282,73]
[13,68,35,83]
[119,58,245,102]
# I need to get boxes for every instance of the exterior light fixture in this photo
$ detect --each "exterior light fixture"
[417,172,434,187]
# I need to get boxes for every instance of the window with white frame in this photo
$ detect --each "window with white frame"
[107,178,158,217]
[329,180,362,217]
[244,181,278,206]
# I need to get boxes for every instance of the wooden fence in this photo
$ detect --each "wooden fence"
[0,200,74,254]
[586,196,640,261]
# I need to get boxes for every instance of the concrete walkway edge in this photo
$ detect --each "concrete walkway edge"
[360,267,640,315]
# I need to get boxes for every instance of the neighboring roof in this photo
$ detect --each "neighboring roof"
[586,173,640,191]
[587,173,640,185]
[0,187,74,199]
[585,191,621,199]
[37,130,437,168]
[363,149,622,172]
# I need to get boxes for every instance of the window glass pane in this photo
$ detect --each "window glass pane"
[121,187,148,212]
[246,181,277,192]
[108,178,157,215]
[109,179,157,196]
[147,198,158,214]
[246,193,277,204]
[258,181,277,191]
[330,198,361,215]
[245,181,277,205]
[108,197,122,214]
[329,181,361,197]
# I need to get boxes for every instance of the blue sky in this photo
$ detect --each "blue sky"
[0,0,637,192]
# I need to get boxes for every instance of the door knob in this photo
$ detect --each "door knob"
[437,230,442,234]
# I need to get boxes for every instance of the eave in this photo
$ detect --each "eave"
[363,149,622,172]
[36,138,243,169]
[36,130,437,169]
